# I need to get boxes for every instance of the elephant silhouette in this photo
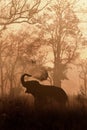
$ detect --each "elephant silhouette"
[21,73,68,109]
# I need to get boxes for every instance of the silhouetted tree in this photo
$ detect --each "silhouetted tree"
[0,0,50,96]
[35,0,82,87]
[0,31,35,96]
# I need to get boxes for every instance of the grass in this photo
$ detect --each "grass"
[0,95,87,130]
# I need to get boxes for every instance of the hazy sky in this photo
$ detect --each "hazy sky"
[63,0,87,95]
[3,0,87,95]
[75,0,87,38]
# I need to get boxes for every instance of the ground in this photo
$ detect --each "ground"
[0,95,87,130]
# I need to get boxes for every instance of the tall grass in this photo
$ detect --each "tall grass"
[0,94,87,130]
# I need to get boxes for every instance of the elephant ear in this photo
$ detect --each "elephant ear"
[30,66,48,81]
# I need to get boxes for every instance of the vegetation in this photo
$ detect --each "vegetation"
[0,0,85,96]
[0,95,87,130]
[0,0,87,129]
[77,59,87,96]
[37,0,82,87]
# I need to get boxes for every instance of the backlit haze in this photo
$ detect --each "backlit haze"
[42,0,87,95]
[63,0,87,95]
[2,0,87,95]
[45,0,87,95]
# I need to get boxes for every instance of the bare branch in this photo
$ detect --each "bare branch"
[0,0,49,31]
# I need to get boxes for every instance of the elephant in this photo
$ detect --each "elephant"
[21,73,68,110]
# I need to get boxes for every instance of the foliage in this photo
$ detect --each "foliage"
[77,59,87,96]
[0,95,87,130]
[33,0,82,86]
[0,31,35,95]
[0,0,86,96]
[0,0,50,33]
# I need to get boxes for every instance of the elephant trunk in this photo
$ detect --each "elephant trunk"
[21,73,31,87]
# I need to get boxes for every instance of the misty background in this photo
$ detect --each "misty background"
[0,0,87,97]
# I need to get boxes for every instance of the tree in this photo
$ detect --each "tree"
[0,30,35,96]
[78,59,87,96]
[0,0,50,33]
[0,38,9,96]
[0,0,50,96]
[36,0,82,87]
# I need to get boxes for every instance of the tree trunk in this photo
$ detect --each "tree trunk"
[0,70,4,96]
[84,75,87,96]
[53,62,62,87]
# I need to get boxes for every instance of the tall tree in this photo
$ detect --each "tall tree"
[36,0,82,87]
[0,31,34,96]
[0,0,50,96]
